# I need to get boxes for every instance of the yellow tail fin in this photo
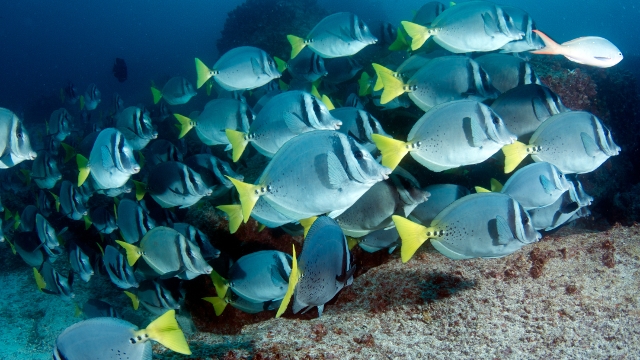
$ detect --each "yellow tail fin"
[216,205,244,234]
[401,21,431,51]
[225,129,249,162]
[358,72,371,96]
[287,35,306,59]
[150,87,163,105]
[206,79,213,96]
[124,290,140,310]
[347,236,359,250]
[276,245,299,318]
[502,141,529,173]
[378,69,406,104]
[33,268,46,291]
[490,178,503,192]
[60,143,76,163]
[195,57,214,89]
[371,63,394,91]
[83,215,92,230]
[388,26,409,51]
[392,215,431,263]
[226,176,261,222]
[74,304,83,317]
[49,191,60,212]
[321,95,335,110]
[279,79,289,91]
[76,154,91,187]
[209,270,230,298]
[140,310,191,355]
[202,297,228,316]
[133,180,146,201]
[174,114,195,139]
[115,240,142,266]
[371,134,409,170]
[299,216,318,238]
[474,186,491,193]
[79,95,85,111]
[274,56,288,73]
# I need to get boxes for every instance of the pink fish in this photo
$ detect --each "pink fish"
[531,30,623,68]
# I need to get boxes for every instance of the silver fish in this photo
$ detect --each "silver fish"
[212,250,292,303]
[373,100,516,172]
[498,6,544,53]
[59,180,88,220]
[134,279,183,315]
[48,108,73,142]
[335,170,429,237]
[117,226,212,279]
[144,139,183,167]
[528,181,593,231]
[402,1,523,53]
[145,161,212,208]
[409,184,470,225]
[52,310,191,359]
[394,192,541,262]
[151,77,196,105]
[288,12,377,58]
[501,162,571,210]
[31,150,62,189]
[115,106,158,150]
[323,57,362,84]
[103,245,139,289]
[37,261,74,301]
[374,56,500,111]
[474,54,541,93]
[69,241,94,282]
[490,84,568,142]
[82,83,101,111]
[175,98,253,147]
[226,90,342,160]
[503,111,621,174]
[172,223,220,260]
[0,107,37,168]
[183,154,243,198]
[229,130,391,222]
[331,107,389,154]
[289,216,354,317]
[78,128,140,190]
[280,47,327,82]
[117,198,156,244]
[195,46,281,91]
[35,213,61,255]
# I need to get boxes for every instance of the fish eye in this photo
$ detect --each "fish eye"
[16,132,23,139]
[492,116,500,125]
[354,150,363,159]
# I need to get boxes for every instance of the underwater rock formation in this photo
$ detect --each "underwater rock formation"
[217,0,329,60]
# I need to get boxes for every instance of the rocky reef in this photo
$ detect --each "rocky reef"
[217,0,328,60]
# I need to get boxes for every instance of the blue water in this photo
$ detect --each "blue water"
[1,0,638,112]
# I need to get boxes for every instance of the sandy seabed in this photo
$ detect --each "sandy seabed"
[2,223,639,359]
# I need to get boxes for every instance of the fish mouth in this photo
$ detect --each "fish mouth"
[380,166,392,180]
[29,152,37,160]
[333,121,342,130]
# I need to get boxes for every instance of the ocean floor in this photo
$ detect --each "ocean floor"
[2,223,639,359]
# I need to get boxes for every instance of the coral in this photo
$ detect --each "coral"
[217,0,329,60]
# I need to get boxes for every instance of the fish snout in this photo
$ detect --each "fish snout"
[132,165,141,174]
[334,120,342,130]
[29,151,37,160]
[380,165,392,180]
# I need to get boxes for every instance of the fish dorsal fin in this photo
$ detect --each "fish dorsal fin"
[495,215,512,245]
[539,174,555,194]
[327,151,349,189]
[465,116,487,147]
[580,132,600,157]
[101,145,115,169]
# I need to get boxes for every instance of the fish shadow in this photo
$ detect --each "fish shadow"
[419,271,476,303]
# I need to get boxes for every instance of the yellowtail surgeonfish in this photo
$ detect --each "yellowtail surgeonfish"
[394,192,540,262]
[150,76,197,105]
[0,107,37,168]
[52,310,191,359]
[287,12,378,59]
[228,130,391,223]
[195,46,281,91]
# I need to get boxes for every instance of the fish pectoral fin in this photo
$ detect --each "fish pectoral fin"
[465,116,488,148]
[100,145,115,170]
[539,174,556,194]
[251,57,266,77]
[594,56,611,61]
[482,12,500,36]
[580,132,600,157]
[327,151,349,189]
[283,112,309,133]
[495,215,513,245]
[531,97,548,121]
